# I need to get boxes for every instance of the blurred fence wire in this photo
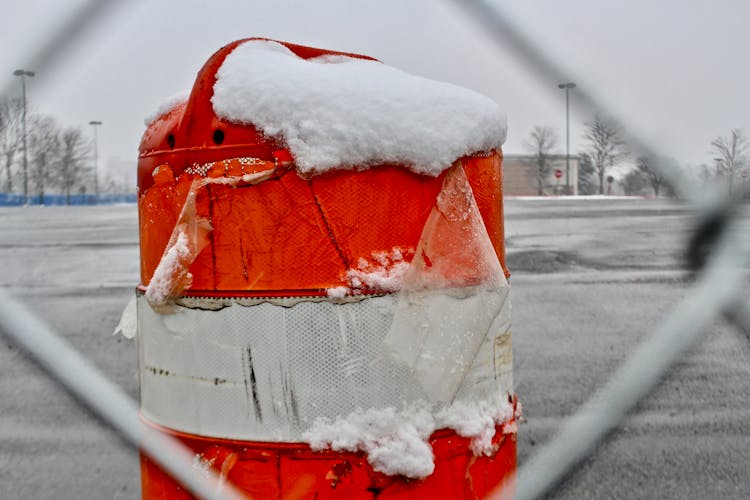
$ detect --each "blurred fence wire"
[0,1,249,499]
[1,0,126,98]
[445,1,750,499]
[0,289,248,500]
[1,1,749,499]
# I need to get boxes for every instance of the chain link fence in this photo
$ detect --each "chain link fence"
[446,2,750,498]
[1,1,749,498]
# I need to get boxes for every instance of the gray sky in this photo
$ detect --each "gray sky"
[3,0,749,181]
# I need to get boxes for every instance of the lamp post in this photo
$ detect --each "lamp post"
[558,82,576,195]
[89,120,102,200]
[13,69,34,202]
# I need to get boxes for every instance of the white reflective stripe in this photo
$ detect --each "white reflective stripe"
[138,290,512,441]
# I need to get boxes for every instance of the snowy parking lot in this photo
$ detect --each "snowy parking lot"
[1,199,750,498]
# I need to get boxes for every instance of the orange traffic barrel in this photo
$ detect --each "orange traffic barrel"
[137,38,517,498]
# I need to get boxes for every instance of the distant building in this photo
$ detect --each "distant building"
[503,154,580,196]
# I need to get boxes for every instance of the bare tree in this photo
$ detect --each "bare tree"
[27,116,60,204]
[697,163,713,182]
[582,115,628,194]
[0,97,23,192]
[710,128,749,195]
[523,126,558,195]
[635,156,677,197]
[620,169,646,196]
[57,127,91,204]
[577,152,596,195]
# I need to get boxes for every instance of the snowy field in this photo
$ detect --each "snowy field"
[2,199,750,498]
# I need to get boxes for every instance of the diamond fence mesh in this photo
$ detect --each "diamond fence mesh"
[446,1,750,498]
[2,1,749,499]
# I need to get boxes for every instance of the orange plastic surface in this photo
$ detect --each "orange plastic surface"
[463,153,509,278]
[140,413,517,500]
[137,38,509,296]
[139,155,506,294]
[138,39,377,192]
[137,38,515,498]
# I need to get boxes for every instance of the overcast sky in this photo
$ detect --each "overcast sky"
[2,0,749,182]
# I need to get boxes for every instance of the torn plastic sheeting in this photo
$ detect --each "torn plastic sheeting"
[137,291,512,442]
[384,164,510,403]
[113,295,137,339]
[145,167,276,311]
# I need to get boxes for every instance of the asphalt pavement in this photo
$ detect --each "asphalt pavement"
[1,199,749,499]
[507,198,750,499]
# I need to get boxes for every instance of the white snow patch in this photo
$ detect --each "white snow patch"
[347,258,409,293]
[302,395,515,479]
[502,420,519,435]
[145,230,194,308]
[145,90,189,126]
[326,286,348,299]
[212,40,507,176]
[303,406,436,478]
[435,397,514,456]
[328,247,413,297]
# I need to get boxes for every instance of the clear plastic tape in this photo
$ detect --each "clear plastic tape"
[137,289,512,441]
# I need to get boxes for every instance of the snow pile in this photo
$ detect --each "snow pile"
[304,406,436,478]
[436,397,515,456]
[212,40,507,176]
[327,247,413,297]
[303,395,516,479]
[144,90,189,126]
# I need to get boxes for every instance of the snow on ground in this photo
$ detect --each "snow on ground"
[3,200,750,498]
[506,195,646,201]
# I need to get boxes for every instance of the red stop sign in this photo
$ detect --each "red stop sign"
[554,169,563,179]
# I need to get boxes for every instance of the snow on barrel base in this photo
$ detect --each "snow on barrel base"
[303,395,517,479]
[137,37,515,498]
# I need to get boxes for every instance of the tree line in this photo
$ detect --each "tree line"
[0,96,102,204]
[524,117,749,197]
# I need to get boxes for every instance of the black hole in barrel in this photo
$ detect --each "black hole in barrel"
[213,129,225,145]
[167,134,175,149]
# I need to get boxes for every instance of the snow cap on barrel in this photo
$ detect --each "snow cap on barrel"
[142,38,507,178]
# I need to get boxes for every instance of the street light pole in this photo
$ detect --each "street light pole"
[558,82,576,195]
[89,120,102,201]
[13,69,35,202]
